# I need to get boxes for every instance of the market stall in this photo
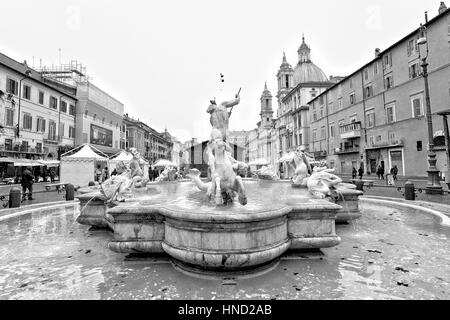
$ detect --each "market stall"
[60,144,109,187]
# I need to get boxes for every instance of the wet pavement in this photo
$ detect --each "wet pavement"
[0,201,449,300]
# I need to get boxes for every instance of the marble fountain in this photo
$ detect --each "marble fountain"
[76,93,363,276]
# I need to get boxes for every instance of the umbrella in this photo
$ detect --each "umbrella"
[153,159,177,168]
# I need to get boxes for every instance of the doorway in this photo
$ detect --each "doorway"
[390,150,404,176]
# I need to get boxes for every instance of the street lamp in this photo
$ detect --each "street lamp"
[417,22,443,194]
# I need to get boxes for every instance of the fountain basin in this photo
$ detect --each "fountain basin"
[333,187,364,224]
[77,192,115,229]
[106,180,343,271]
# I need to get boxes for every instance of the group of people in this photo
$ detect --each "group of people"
[95,165,110,183]
[352,167,365,180]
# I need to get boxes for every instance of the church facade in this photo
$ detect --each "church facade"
[247,36,339,178]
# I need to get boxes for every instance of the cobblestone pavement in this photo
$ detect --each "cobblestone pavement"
[0,197,449,300]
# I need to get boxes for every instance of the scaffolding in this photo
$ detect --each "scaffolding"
[36,60,91,85]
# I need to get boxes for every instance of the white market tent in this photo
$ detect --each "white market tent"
[109,151,149,179]
[60,144,109,187]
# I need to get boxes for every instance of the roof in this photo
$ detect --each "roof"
[309,7,450,105]
[293,62,329,85]
[0,52,77,100]
[61,144,108,161]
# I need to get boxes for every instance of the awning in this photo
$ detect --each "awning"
[38,160,60,167]
[153,159,177,168]
[0,158,43,167]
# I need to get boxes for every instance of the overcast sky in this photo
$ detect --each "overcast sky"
[0,0,442,142]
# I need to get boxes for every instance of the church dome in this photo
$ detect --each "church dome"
[293,36,328,85]
[293,62,329,85]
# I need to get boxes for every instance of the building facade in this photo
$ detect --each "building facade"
[0,53,77,166]
[38,62,124,156]
[309,5,450,177]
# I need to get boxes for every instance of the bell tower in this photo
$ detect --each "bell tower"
[276,52,294,105]
[260,82,274,129]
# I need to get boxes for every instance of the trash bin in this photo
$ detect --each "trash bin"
[355,180,364,191]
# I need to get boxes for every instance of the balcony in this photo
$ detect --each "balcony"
[340,122,362,140]
[334,146,360,155]
[367,139,404,150]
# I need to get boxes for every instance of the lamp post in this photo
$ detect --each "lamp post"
[417,22,443,194]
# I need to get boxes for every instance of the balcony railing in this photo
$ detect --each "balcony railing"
[339,121,362,139]
[334,146,360,155]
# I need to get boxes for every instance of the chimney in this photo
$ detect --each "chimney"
[425,11,429,23]
[375,48,381,57]
[439,1,447,14]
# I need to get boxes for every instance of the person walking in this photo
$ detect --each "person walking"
[392,165,398,181]
[352,167,357,180]
[21,167,35,201]
[358,166,364,180]
[376,165,382,180]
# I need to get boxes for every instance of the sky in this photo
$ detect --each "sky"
[0,0,442,142]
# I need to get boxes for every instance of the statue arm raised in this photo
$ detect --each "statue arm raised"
[221,97,240,109]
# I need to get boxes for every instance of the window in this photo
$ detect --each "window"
[312,130,317,142]
[6,108,14,126]
[388,132,396,144]
[383,52,392,68]
[37,118,46,132]
[319,96,324,105]
[23,113,32,130]
[60,101,67,113]
[417,141,423,151]
[350,93,355,105]
[329,102,334,114]
[36,142,42,153]
[369,136,375,146]
[69,104,75,116]
[59,123,65,137]
[6,78,18,95]
[407,37,418,56]
[49,121,57,140]
[364,85,373,98]
[350,115,357,123]
[411,93,424,118]
[374,61,379,74]
[385,75,394,89]
[321,126,326,139]
[386,103,396,124]
[409,62,421,79]
[39,91,44,105]
[5,139,13,151]
[330,123,335,138]
[23,85,31,100]
[50,96,58,109]
[285,75,289,88]
[313,112,317,121]
[349,78,353,89]
[364,68,369,80]
[338,99,343,110]
[366,110,375,128]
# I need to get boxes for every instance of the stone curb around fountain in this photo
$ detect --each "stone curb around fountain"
[361,196,450,227]
[0,200,80,223]
[105,200,343,272]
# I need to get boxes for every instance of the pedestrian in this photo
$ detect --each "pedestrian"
[21,167,35,201]
[95,165,102,182]
[103,167,109,182]
[358,166,363,180]
[376,165,381,180]
[380,166,385,180]
[393,165,398,181]
[50,170,56,183]
[352,167,357,180]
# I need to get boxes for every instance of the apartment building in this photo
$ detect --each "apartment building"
[0,53,77,163]
[309,4,450,177]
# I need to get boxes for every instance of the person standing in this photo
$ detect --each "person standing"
[352,167,357,180]
[95,165,102,182]
[50,170,56,183]
[376,165,382,180]
[358,166,364,180]
[21,167,35,200]
[103,167,109,182]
